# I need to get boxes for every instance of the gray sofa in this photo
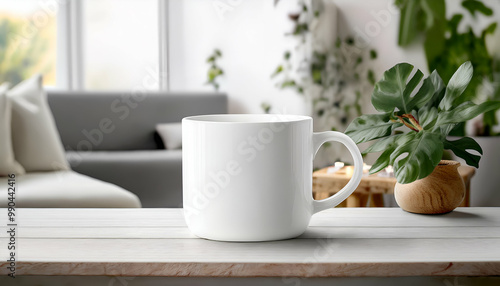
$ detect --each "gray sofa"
[47,91,227,207]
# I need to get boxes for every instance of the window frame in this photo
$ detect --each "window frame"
[53,0,169,91]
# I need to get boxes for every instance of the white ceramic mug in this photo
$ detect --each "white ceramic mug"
[182,114,363,241]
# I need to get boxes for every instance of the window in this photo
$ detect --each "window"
[0,0,166,90]
[82,0,159,90]
[0,0,58,86]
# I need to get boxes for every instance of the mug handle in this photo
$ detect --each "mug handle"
[312,131,363,214]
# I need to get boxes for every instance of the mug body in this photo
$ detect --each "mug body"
[182,114,314,241]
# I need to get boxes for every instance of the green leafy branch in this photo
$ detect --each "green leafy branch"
[345,61,500,184]
[205,49,223,91]
[271,1,378,130]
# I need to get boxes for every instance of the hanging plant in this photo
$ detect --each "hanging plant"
[270,0,377,131]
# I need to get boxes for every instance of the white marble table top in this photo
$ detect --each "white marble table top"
[0,207,499,277]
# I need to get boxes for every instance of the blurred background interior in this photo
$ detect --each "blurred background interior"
[1,0,499,208]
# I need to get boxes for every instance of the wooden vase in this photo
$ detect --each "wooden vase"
[394,160,465,214]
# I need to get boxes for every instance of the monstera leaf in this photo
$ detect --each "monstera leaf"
[435,101,500,127]
[367,134,413,175]
[390,131,444,184]
[365,131,444,183]
[439,61,473,111]
[444,137,483,168]
[371,63,423,114]
[345,114,402,144]
[346,61,500,184]
[362,134,404,155]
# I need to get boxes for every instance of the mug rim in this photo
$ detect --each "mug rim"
[183,114,312,124]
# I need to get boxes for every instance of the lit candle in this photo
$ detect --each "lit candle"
[378,165,394,177]
[345,166,354,177]
[363,163,371,173]
[385,166,393,174]
[327,162,345,174]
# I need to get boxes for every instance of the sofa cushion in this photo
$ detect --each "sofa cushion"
[156,123,182,150]
[0,171,141,208]
[8,75,70,172]
[67,150,182,208]
[0,83,25,176]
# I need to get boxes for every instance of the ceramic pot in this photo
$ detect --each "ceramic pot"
[394,160,465,214]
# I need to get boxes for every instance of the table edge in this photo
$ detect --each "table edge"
[2,261,499,277]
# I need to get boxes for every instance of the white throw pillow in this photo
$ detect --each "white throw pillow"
[156,123,182,150]
[8,74,70,172]
[0,83,25,176]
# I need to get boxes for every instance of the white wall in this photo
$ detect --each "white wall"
[168,0,307,115]
[168,0,427,118]
[169,0,500,117]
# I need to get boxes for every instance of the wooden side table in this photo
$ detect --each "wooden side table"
[313,165,475,207]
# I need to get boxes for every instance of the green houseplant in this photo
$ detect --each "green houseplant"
[396,0,499,136]
[396,0,500,207]
[345,61,500,213]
